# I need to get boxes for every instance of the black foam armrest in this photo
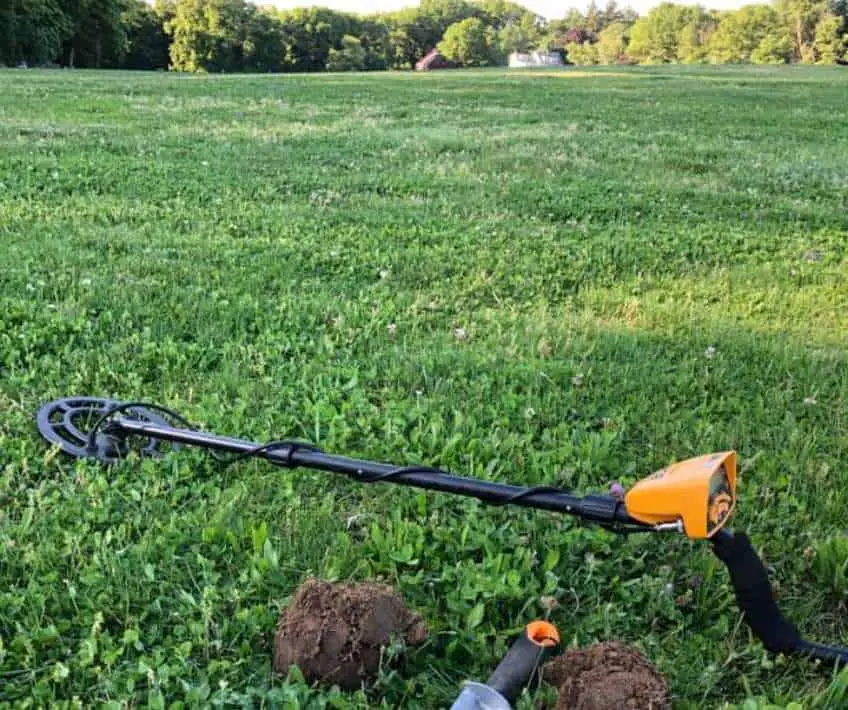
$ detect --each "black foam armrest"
[710,529,802,654]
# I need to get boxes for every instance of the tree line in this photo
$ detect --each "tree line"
[1,0,845,70]
[566,0,847,65]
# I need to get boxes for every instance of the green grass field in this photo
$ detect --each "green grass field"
[1,65,847,709]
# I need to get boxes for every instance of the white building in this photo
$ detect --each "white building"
[508,51,564,68]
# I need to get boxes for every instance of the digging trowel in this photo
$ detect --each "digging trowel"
[450,621,561,710]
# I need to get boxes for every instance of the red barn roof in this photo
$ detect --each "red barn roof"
[415,49,454,71]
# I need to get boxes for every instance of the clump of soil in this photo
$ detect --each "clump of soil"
[542,641,671,710]
[273,577,428,690]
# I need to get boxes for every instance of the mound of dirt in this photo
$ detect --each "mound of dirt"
[272,577,428,690]
[542,641,671,710]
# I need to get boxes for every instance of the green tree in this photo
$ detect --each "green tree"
[602,0,639,26]
[833,0,848,28]
[326,33,366,71]
[153,0,176,24]
[0,1,14,63]
[497,12,541,53]
[121,0,170,69]
[707,4,787,63]
[420,0,478,30]
[385,22,418,68]
[627,2,706,63]
[538,9,590,50]
[477,0,536,27]
[565,39,600,63]
[242,5,286,72]
[274,6,356,72]
[813,13,845,61]
[477,0,544,54]
[774,0,830,60]
[414,0,478,51]
[375,0,477,69]
[562,7,587,28]
[358,17,392,69]
[166,0,250,72]
[437,16,497,65]
[750,31,794,61]
[596,21,629,63]
[57,0,129,67]
[577,0,637,34]
[676,13,716,62]
[584,0,604,32]
[0,0,72,65]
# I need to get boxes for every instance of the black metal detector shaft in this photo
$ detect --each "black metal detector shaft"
[36,396,644,530]
[105,416,639,527]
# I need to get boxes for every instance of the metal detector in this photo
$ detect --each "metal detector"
[36,396,848,669]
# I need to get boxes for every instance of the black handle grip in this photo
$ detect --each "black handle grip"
[711,529,848,665]
[486,621,560,704]
[710,529,802,653]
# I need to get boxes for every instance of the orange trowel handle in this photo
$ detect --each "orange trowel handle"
[484,621,561,704]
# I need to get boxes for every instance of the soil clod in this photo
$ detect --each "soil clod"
[542,641,671,710]
[273,577,427,690]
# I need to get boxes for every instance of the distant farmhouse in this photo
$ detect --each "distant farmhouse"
[508,50,564,68]
[414,47,563,71]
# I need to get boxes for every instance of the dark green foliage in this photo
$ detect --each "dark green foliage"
[0,0,71,65]
[121,0,170,70]
[380,0,481,69]
[774,0,831,60]
[438,16,499,66]
[627,2,708,63]
[563,0,848,65]
[274,6,359,73]
[241,8,286,72]
[2,0,847,70]
[56,0,128,67]
[382,19,419,69]
[326,34,367,72]
[165,0,254,72]
[358,18,392,70]
[481,0,543,54]
[814,13,846,62]
[706,5,787,64]
[596,20,630,63]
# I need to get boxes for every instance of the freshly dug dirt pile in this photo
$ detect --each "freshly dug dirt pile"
[272,577,428,690]
[542,641,671,710]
